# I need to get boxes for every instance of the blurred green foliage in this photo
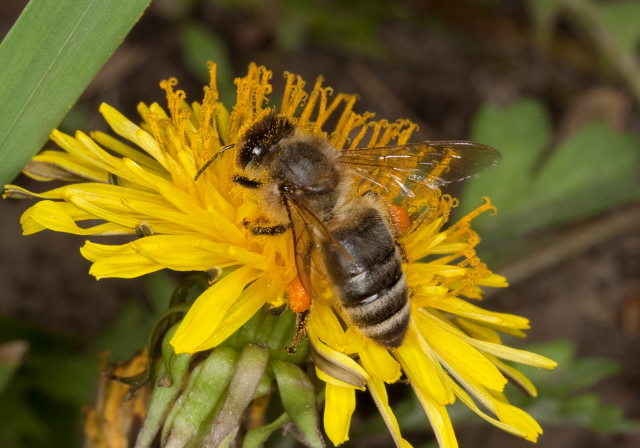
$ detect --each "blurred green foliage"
[528,0,640,54]
[213,0,408,56]
[511,340,640,433]
[179,22,236,106]
[459,98,640,265]
[527,0,640,103]
[2,0,640,447]
[0,273,175,448]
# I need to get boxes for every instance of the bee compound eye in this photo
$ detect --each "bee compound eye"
[238,143,267,169]
[251,144,264,158]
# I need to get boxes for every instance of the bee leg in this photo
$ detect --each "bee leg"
[286,309,310,354]
[269,303,287,316]
[249,223,291,236]
[397,241,410,263]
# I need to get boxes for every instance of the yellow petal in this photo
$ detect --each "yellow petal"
[404,263,467,282]
[424,310,556,369]
[421,242,468,254]
[442,360,543,442]
[120,158,212,224]
[128,235,235,271]
[315,367,364,390]
[66,194,142,229]
[487,354,538,397]
[25,150,107,182]
[323,383,356,446]
[415,310,507,392]
[477,273,508,287]
[81,241,132,261]
[100,103,171,170]
[454,318,503,344]
[403,216,444,258]
[171,266,261,353]
[411,385,458,448]
[394,324,454,406]
[367,377,413,448]
[51,130,139,186]
[194,239,268,270]
[119,195,215,237]
[89,256,162,279]
[90,131,166,175]
[465,338,557,370]
[204,204,247,247]
[448,378,528,439]
[493,398,542,442]
[429,296,530,330]
[20,200,131,236]
[197,275,272,348]
[309,301,348,349]
[360,343,402,383]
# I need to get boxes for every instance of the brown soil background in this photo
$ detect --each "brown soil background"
[1,1,640,447]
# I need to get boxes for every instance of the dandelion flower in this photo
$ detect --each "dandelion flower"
[4,62,556,447]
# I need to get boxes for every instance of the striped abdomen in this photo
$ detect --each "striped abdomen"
[322,207,409,348]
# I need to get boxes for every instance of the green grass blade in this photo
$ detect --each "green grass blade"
[0,0,152,186]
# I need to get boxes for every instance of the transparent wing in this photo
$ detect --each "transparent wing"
[340,140,501,201]
[283,195,354,300]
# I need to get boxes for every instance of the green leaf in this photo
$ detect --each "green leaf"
[463,99,551,225]
[505,340,640,433]
[516,340,620,395]
[0,0,152,186]
[0,386,51,447]
[598,1,640,54]
[459,99,640,262]
[0,319,97,447]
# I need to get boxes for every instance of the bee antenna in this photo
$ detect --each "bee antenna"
[194,144,235,181]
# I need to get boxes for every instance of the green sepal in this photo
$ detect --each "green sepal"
[203,344,270,446]
[226,311,262,350]
[253,372,273,400]
[243,412,291,448]
[255,311,280,346]
[134,323,191,448]
[162,346,240,446]
[273,360,324,448]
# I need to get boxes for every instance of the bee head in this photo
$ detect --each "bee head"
[237,113,295,170]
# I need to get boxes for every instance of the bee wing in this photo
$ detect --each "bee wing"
[341,140,501,200]
[283,195,355,299]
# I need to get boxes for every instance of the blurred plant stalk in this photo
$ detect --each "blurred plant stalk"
[561,0,640,106]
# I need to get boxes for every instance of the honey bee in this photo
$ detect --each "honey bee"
[196,112,500,349]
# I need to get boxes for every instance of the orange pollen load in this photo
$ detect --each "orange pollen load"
[287,276,311,313]
[388,204,411,236]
